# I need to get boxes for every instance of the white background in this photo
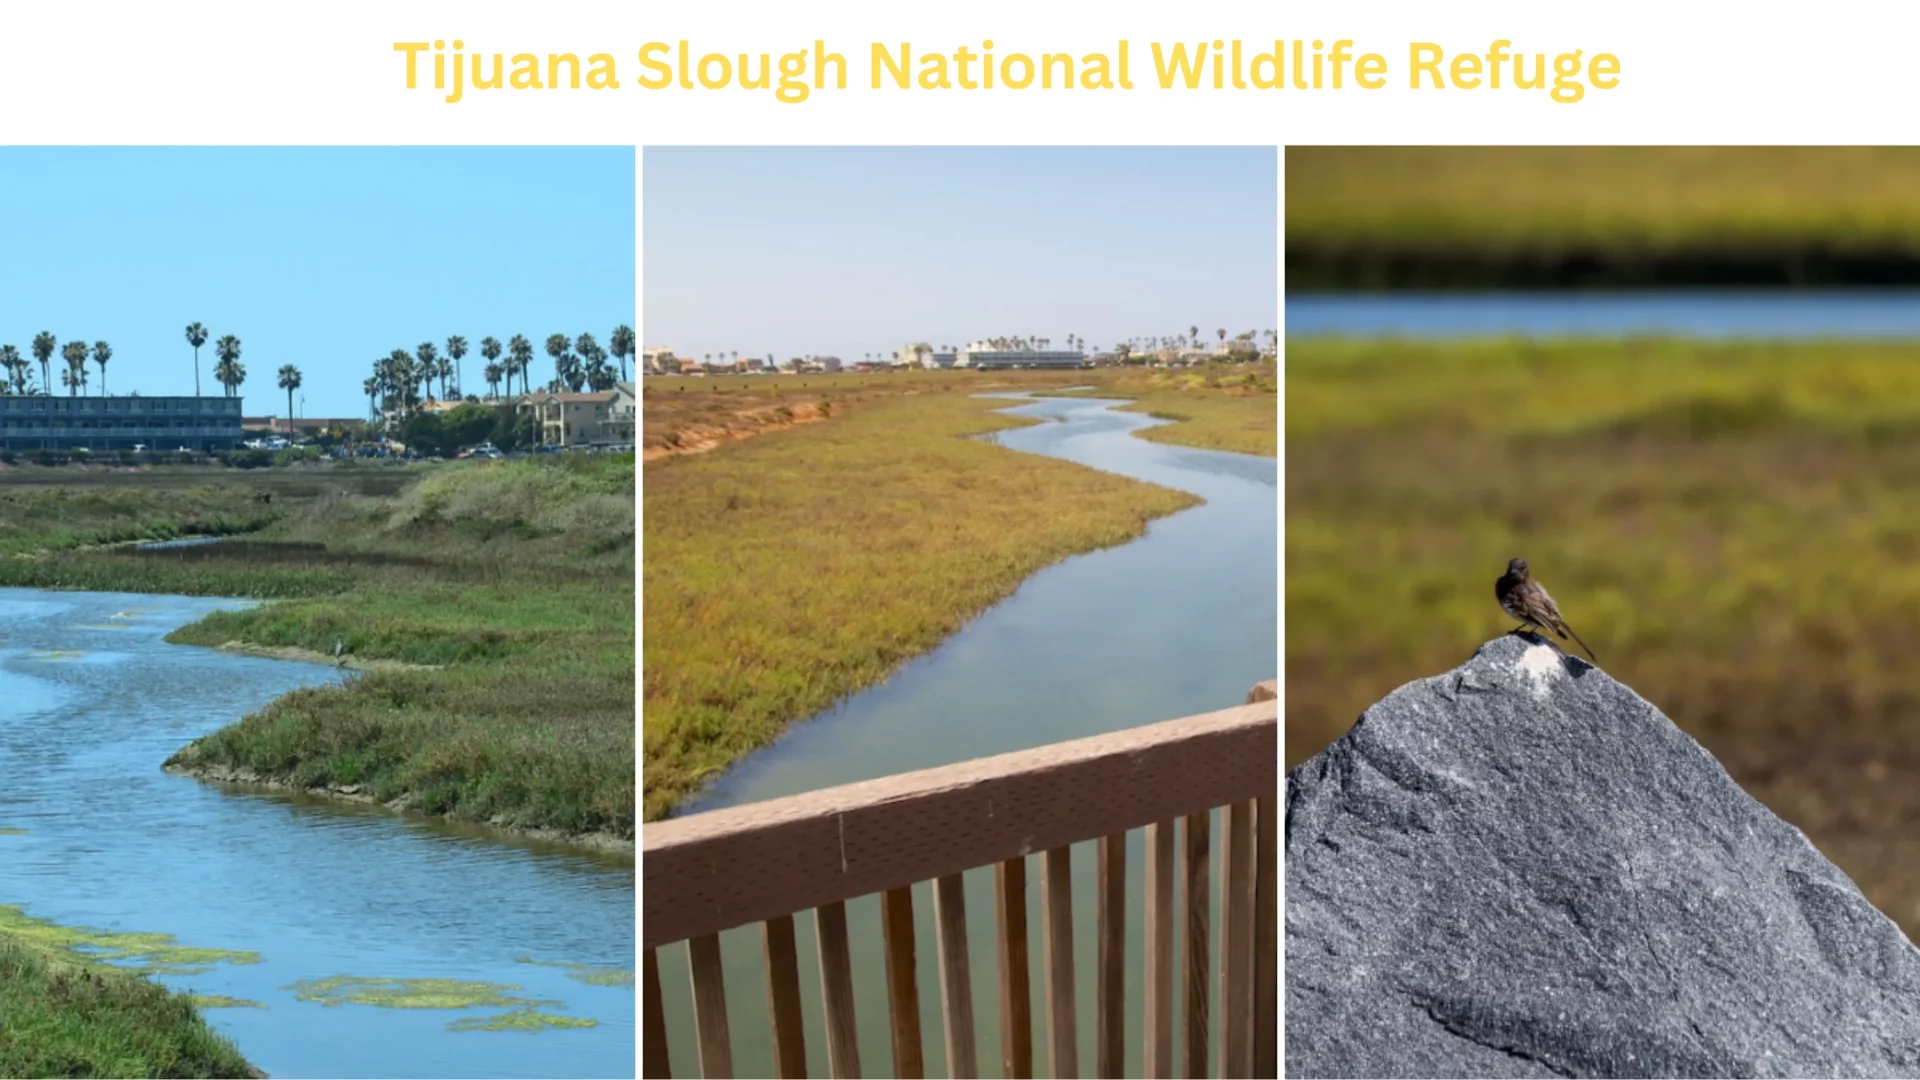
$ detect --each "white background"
[8,2,1897,1071]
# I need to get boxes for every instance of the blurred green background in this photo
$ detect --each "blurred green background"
[1287,147,1920,942]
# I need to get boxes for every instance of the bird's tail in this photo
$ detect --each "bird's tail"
[1559,622,1598,663]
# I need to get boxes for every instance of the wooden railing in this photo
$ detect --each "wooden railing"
[642,681,1279,1079]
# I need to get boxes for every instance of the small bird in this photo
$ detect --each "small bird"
[1495,558,1597,662]
[333,635,345,666]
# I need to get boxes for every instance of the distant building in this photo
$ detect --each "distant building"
[642,347,677,375]
[607,382,636,444]
[960,348,1089,370]
[0,395,243,451]
[930,351,959,368]
[521,390,620,447]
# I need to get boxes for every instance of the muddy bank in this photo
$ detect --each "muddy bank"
[162,760,634,857]
[197,641,442,673]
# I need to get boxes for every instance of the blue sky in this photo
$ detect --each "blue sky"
[0,147,634,419]
[644,147,1276,365]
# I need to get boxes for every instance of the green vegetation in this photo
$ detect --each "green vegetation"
[0,907,258,1079]
[1046,361,1276,457]
[285,975,597,1032]
[1,457,634,843]
[1288,337,1920,938]
[644,390,1200,818]
[1288,147,1920,288]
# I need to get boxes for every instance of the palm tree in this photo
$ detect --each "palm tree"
[414,342,439,403]
[61,341,88,396]
[1,345,24,394]
[479,336,503,398]
[445,335,468,398]
[575,332,599,375]
[545,334,570,392]
[92,341,112,396]
[1217,327,1226,345]
[277,365,303,435]
[610,324,634,380]
[484,361,503,399]
[386,349,417,415]
[363,375,380,421]
[184,322,209,398]
[32,332,55,399]
[214,335,244,398]
[508,334,533,397]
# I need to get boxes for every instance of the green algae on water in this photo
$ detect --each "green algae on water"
[0,828,26,836]
[0,905,261,976]
[23,649,83,660]
[285,976,548,1010]
[284,975,597,1032]
[448,1007,599,1032]
[514,956,635,988]
[187,994,267,1009]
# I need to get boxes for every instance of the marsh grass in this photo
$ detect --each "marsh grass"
[643,391,1200,819]
[1288,147,1920,287]
[1043,361,1277,456]
[5,457,635,841]
[643,369,1091,454]
[1289,337,1920,937]
[0,907,258,1078]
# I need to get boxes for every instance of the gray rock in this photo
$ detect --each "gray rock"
[1286,633,1920,1079]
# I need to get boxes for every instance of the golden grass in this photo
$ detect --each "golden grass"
[642,391,1198,818]
[1288,337,1920,937]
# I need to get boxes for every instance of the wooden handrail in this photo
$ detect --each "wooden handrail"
[644,681,1279,1080]
[643,691,1277,949]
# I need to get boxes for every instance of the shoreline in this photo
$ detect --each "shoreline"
[162,760,635,857]
[198,640,444,672]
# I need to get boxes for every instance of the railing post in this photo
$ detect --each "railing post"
[995,858,1035,1079]
[882,886,926,1079]
[762,915,809,1079]
[814,902,862,1079]
[933,872,979,1079]
[643,948,672,1080]
[687,933,734,1079]
[1041,844,1079,1078]
[1144,821,1177,1079]
[1180,812,1210,1080]
[1097,832,1128,1078]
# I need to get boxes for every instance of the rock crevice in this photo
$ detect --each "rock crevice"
[1286,633,1920,1079]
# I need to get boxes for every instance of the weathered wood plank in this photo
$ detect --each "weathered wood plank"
[933,872,978,1080]
[1219,799,1257,1079]
[687,933,733,1079]
[762,915,808,1079]
[814,901,862,1079]
[1143,820,1176,1079]
[643,699,1276,948]
[1097,832,1127,1079]
[1254,793,1279,1079]
[1180,812,1210,1080]
[881,886,925,1079]
[643,948,671,1080]
[995,857,1035,1080]
[1042,845,1079,1079]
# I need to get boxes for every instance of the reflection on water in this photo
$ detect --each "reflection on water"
[0,589,634,1079]
[1287,289,1920,339]
[659,395,1276,1078]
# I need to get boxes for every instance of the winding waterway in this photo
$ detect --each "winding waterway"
[0,589,635,1079]
[657,394,1277,1077]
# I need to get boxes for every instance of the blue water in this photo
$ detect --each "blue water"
[656,395,1277,1078]
[1287,290,1920,339]
[0,589,635,1079]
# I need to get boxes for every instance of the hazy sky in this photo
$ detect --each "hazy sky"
[0,147,634,418]
[644,147,1276,365]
